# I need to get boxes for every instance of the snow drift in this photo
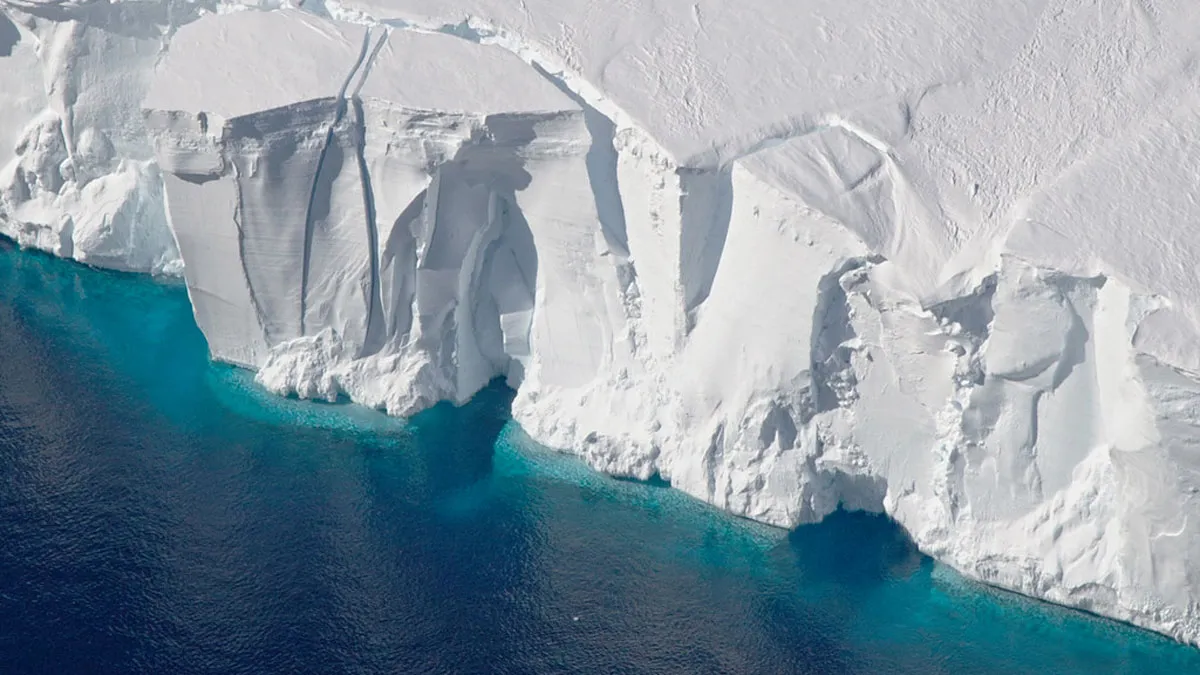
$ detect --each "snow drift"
[3,0,1200,646]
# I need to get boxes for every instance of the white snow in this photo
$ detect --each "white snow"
[3,0,1200,648]
[0,1,183,273]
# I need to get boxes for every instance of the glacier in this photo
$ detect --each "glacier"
[3,0,1200,647]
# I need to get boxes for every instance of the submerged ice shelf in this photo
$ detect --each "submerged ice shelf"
[3,0,1200,648]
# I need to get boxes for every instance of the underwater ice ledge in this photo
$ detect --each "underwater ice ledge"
[5,0,1200,649]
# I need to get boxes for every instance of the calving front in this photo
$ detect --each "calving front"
[2,0,1200,649]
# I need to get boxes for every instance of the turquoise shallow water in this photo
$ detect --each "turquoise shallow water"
[0,239,1197,674]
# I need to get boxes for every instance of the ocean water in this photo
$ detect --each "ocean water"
[0,241,1197,675]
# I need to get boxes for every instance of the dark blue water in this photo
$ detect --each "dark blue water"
[0,241,1197,675]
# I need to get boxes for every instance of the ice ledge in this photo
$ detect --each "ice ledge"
[3,0,1200,649]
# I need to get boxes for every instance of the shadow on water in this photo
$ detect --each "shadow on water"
[404,380,514,492]
[2,239,1200,674]
[786,509,925,589]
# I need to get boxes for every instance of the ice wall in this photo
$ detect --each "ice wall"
[3,0,1200,648]
[0,0,194,272]
[145,10,615,412]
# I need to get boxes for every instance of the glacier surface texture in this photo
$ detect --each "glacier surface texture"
[3,0,1200,646]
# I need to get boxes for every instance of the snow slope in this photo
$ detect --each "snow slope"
[3,0,1200,647]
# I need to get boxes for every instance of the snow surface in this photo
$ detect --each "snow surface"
[4,0,1200,647]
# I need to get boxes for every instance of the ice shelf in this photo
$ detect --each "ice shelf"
[2,0,1200,647]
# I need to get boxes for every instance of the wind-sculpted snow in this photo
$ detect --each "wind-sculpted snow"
[3,0,1200,648]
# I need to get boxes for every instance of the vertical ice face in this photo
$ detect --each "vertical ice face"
[136,6,1200,648]
[144,10,616,411]
[0,0,200,273]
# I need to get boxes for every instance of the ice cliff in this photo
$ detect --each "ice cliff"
[3,0,1200,647]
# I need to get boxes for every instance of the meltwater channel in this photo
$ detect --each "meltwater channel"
[0,239,1197,674]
